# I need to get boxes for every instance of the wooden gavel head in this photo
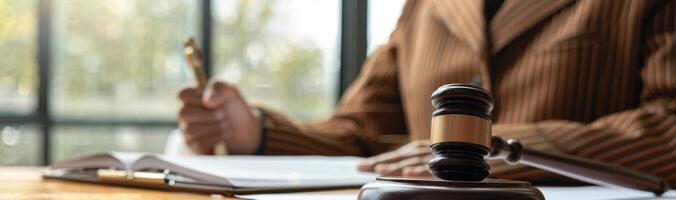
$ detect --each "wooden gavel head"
[427,83,494,181]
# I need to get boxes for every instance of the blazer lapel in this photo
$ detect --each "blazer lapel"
[490,0,576,53]
[433,0,486,54]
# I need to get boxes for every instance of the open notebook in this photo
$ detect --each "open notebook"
[43,152,377,195]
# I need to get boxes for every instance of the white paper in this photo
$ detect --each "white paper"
[539,186,676,200]
[139,155,377,188]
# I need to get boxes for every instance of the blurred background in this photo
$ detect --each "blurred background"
[0,0,405,166]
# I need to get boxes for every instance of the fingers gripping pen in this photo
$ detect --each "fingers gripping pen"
[183,37,228,155]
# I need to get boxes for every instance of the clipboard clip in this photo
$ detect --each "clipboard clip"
[97,168,171,185]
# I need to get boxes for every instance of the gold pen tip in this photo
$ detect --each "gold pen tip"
[184,37,195,47]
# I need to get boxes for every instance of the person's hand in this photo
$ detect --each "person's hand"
[357,141,433,177]
[177,81,261,155]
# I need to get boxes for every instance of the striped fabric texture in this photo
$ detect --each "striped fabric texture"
[258,0,676,185]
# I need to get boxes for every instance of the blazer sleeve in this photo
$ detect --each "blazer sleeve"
[488,1,676,186]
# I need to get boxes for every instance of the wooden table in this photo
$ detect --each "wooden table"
[7,167,669,200]
[0,167,360,200]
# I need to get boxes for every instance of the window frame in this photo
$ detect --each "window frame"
[0,0,368,165]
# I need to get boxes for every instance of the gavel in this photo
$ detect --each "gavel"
[359,83,669,200]
[428,83,669,195]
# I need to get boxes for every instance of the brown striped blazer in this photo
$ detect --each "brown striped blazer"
[258,0,676,185]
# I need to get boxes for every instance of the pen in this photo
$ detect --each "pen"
[183,37,228,155]
[97,169,244,199]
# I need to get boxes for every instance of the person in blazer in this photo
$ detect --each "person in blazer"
[177,0,676,185]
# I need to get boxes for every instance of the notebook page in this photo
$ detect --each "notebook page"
[51,152,145,170]
[110,152,147,169]
[133,155,377,188]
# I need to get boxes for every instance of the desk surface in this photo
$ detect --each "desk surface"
[1,167,673,200]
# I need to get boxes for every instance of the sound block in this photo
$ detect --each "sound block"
[358,176,544,200]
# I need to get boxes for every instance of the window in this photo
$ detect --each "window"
[212,0,340,120]
[42,0,201,161]
[367,0,405,54]
[51,0,199,121]
[52,126,173,161]
[0,0,38,116]
[0,125,41,165]
[0,0,380,165]
[0,0,41,165]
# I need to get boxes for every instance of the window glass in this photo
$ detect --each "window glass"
[212,0,340,120]
[52,126,173,161]
[0,124,41,165]
[367,0,405,54]
[0,0,346,166]
[0,0,38,115]
[51,0,199,121]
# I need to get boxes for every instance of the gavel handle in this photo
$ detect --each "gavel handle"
[489,136,670,196]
